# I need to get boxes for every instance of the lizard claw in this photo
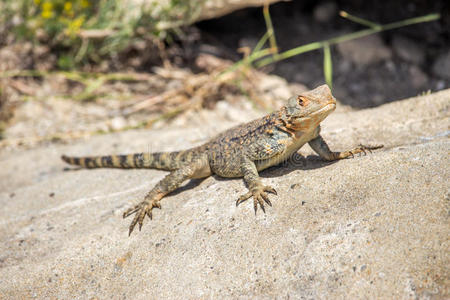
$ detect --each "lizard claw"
[358,144,383,156]
[265,186,277,195]
[343,144,384,159]
[124,199,161,236]
[236,185,277,214]
[236,191,252,206]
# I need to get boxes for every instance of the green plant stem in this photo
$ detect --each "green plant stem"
[323,43,332,89]
[256,13,440,67]
[252,31,270,54]
[217,48,273,78]
[263,3,278,54]
[339,11,381,29]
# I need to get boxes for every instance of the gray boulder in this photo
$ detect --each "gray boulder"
[0,89,448,298]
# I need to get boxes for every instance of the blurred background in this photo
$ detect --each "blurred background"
[0,0,448,147]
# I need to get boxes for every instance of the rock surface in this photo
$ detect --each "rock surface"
[141,0,283,25]
[194,0,283,22]
[337,35,392,66]
[0,89,449,298]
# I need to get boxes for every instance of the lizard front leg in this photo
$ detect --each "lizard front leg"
[309,135,383,161]
[123,155,211,235]
[236,157,277,214]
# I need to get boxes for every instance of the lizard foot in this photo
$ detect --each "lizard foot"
[123,199,161,236]
[339,144,384,159]
[236,185,277,214]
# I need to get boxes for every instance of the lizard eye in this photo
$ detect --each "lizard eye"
[297,96,306,106]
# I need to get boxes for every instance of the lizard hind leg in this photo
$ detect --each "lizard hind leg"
[123,195,163,234]
[123,155,211,235]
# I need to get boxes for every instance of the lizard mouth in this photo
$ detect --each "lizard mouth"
[289,102,336,129]
[309,102,336,117]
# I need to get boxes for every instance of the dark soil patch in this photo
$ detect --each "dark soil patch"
[196,0,450,108]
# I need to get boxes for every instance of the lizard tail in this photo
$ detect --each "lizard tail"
[61,150,198,170]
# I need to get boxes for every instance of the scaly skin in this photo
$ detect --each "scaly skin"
[62,85,383,235]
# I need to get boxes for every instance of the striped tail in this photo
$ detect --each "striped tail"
[61,150,198,171]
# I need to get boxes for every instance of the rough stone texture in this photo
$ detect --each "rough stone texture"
[0,89,449,298]
[195,0,284,22]
[140,0,283,25]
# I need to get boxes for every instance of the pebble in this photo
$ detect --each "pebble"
[391,35,425,65]
[409,65,428,89]
[313,2,337,23]
[432,50,450,80]
[337,35,392,66]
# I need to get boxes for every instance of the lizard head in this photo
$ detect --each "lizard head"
[281,84,336,131]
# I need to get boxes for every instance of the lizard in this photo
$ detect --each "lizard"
[61,84,383,235]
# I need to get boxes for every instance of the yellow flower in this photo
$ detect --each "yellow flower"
[81,0,90,8]
[65,15,85,36]
[41,10,52,18]
[41,2,53,19]
[64,2,72,12]
[42,2,53,11]
[33,0,41,5]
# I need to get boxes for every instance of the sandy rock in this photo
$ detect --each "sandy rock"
[108,116,127,131]
[0,89,449,298]
[194,0,283,22]
[254,73,296,106]
[139,0,284,26]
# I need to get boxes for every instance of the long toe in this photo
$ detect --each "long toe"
[128,214,139,236]
[265,186,277,195]
[258,196,266,213]
[236,192,252,206]
[260,192,272,206]
[253,198,258,214]
[123,205,140,218]
[146,210,153,220]
[138,210,146,231]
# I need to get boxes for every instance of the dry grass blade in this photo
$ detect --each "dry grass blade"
[122,89,182,116]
